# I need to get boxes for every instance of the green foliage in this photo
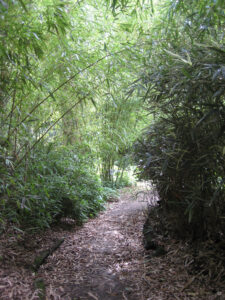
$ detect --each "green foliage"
[133,0,225,240]
[116,171,134,188]
[102,170,134,189]
[0,146,105,230]
[102,186,119,200]
[2,0,224,240]
[0,0,149,231]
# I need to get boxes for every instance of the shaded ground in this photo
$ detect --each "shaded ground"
[36,189,147,300]
[0,188,148,300]
[0,186,224,299]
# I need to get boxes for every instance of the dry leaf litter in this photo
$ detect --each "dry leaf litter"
[0,186,224,299]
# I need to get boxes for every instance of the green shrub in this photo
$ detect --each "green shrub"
[134,44,225,240]
[0,146,105,230]
[102,186,119,201]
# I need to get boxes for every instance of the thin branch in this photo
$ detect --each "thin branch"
[16,111,54,157]
[15,97,84,167]
[15,80,102,167]
[7,88,17,142]
[11,51,124,135]
[15,78,105,156]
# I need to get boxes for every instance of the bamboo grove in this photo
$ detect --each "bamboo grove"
[133,0,225,240]
[0,0,149,230]
[1,0,225,241]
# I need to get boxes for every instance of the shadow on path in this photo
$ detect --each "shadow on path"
[38,189,148,300]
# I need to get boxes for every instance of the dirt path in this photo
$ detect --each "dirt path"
[36,189,148,300]
[1,187,222,300]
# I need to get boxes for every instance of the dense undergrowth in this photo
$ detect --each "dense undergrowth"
[134,0,225,241]
[0,0,144,232]
[0,141,133,232]
[0,145,107,230]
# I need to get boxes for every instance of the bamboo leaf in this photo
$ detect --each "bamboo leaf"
[18,0,28,12]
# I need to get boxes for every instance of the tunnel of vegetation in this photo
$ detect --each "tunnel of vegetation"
[0,0,224,243]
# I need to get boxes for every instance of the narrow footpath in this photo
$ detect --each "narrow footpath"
[37,190,148,300]
[0,188,223,299]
